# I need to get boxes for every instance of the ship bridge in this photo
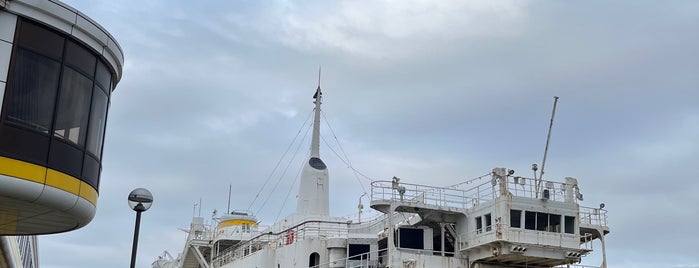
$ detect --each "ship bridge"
[369,168,610,268]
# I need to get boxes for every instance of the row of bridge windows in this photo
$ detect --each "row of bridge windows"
[475,210,576,234]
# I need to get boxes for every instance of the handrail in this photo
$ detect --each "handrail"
[371,173,578,212]
[579,206,608,227]
[212,220,350,266]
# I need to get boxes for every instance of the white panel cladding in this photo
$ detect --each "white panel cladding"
[0,12,18,43]
[0,41,11,83]
[4,0,124,83]
[106,38,124,81]
[7,0,78,34]
[33,185,79,212]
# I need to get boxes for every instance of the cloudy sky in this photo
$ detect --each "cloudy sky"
[39,0,698,267]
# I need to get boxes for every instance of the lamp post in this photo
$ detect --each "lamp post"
[128,188,153,268]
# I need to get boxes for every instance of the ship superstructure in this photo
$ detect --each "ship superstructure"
[153,83,610,268]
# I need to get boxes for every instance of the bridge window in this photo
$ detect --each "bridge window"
[510,210,522,228]
[525,211,536,230]
[475,216,482,234]
[525,211,563,233]
[484,214,492,232]
[565,216,576,234]
[348,244,370,260]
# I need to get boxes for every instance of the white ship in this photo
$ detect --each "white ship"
[153,82,610,268]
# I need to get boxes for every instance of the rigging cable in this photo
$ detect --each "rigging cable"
[275,160,305,222]
[254,118,312,216]
[246,109,314,212]
[321,111,373,192]
[445,172,492,188]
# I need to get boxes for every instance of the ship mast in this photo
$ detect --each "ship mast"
[296,69,330,216]
[310,70,322,158]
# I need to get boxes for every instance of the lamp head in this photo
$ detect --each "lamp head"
[128,188,153,212]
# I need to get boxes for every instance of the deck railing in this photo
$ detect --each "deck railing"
[212,220,350,267]
[579,206,608,227]
[371,172,579,211]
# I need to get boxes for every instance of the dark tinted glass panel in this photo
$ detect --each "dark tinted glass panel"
[565,216,575,234]
[485,214,492,231]
[86,88,108,157]
[0,125,50,165]
[475,216,482,233]
[348,244,370,260]
[510,210,521,228]
[65,41,96,77]
[53,67,92,146]
[309,157,327,170]
[82,155,100,189]
[17,20,64,60]
[536,212,548,231]
[398,228,424,249]
[95,60,112,91]
[6,49,61,133]
[550,214,561,233]
[525,211,536,230]
[48,139,83,178]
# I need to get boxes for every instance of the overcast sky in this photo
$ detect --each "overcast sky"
[40,1,699,267]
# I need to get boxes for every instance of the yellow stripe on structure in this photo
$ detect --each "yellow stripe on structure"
[0,156,98,206]
[46,169,80,196]
[217,219,257,229]
[79,181,98,206]
[0,156,47,183]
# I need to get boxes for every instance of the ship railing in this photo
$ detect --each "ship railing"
[370,180,474,210]
[306,248,387,268]
[554,265,601,268]
[212,220,351,267]
[502,176,573,203]
[371,174,576,211]
[579,206,608,227]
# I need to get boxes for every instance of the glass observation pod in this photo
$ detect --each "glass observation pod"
[0,0,124,235]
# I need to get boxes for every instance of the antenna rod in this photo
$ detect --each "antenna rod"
[227,184,232,214]
[317,66,321,88]
[198,197,202,217]
[539,96,559,182]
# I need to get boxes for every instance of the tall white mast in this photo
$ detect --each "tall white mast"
[310,70,322,158]
[296,69,330,216]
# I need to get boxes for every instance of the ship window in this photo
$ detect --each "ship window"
[565,216,576,234]
[475,216,482,234]
[536,213,548,231]
[398,228,424,249]
[484,214,492,232]
[525,211,536,230]
[309,157,327,170]
[348,244,370,260]
[309,252,320,267]
[549,214,561,232]
[510,210,522,228]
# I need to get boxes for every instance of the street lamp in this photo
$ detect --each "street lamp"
[128,188,153,268]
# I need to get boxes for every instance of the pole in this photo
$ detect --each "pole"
[130,210,142,268]
[538,96,559,194]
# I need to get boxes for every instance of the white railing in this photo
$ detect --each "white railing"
[370,180,474,209]
[555,265,601,268]
[371,172,578,211]
[213,220,350,267]
[579,206,608,227]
